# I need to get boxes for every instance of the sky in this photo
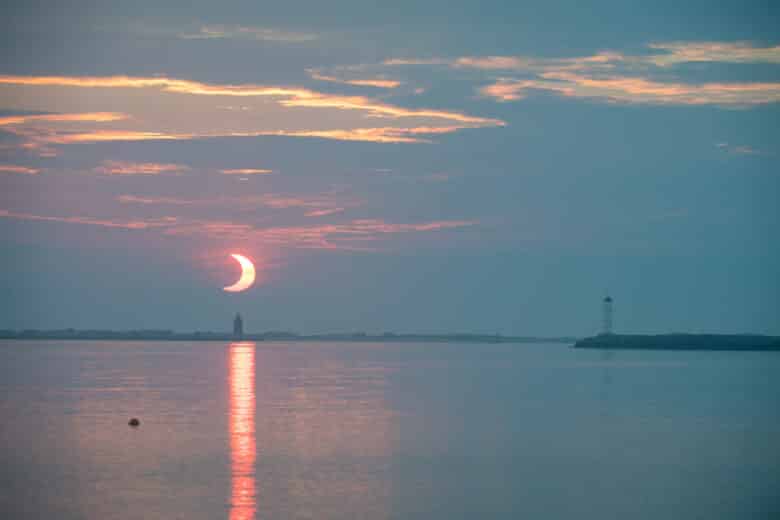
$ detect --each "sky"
[1,0,778,336]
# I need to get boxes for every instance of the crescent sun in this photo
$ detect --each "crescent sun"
[223,254,256,292]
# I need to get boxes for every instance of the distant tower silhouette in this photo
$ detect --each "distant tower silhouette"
[602,295,613,335]
[233,313,244,338]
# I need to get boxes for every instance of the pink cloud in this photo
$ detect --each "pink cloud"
[219,168,273,175]
[117,192,361,214]
[0,165,40,175]
[160,217,477,250]
[0,207,475,251]
[94,160,190,175]
[117,195,197,205]
[382,58,449,66]
[304,207,346,217]
[0,210,178,229]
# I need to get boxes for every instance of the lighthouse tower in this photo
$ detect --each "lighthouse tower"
[233,313,244,338]
[601,296,613,335]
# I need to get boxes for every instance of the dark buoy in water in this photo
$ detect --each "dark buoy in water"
[128,418,140,427]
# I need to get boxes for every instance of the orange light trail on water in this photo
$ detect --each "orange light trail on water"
[229,342,257,520]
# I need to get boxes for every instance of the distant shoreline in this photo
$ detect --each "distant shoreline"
[574,334,780,351]
[0,330,577,344]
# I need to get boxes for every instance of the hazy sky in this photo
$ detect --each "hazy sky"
[1,1,778,335]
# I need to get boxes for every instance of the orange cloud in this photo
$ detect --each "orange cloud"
[94,160,190,175]
[479,73,780,106]
[49,131,190,144]
[46,128,446,145]
[541,72,780,106]
[478,80,536,101]
[2,127,188,154]
[0,74,503,148]
[0,112,126,126]
[253,126,481,144]
[0,75,493,124]
[0,165,40,174]
[278,95,499,125]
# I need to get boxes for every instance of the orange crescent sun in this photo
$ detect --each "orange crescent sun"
[223,254,256,292]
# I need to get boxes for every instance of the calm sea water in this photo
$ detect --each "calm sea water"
[0,340,778,519]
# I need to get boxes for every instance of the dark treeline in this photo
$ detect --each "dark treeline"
[0,329,577,344]
[575,334,780,351]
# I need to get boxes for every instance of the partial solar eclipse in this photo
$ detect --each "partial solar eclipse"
[223,254,256,292]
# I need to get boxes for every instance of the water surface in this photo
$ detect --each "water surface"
[1,340,778,519]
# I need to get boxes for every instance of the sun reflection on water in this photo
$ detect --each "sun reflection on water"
[229,342,257,520]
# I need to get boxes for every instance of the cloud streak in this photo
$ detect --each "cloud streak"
[480,73,780,106]
[0,210,177,230]
[178,25,317,43]
[95,160,190,175]
[451,52,623,72]
[0,74,504,149]
[304,207,346,217]
[165,218,476,249]
[382,41,780,107]
[0,75,494,123]
[389,42,779,72]
[0,112,126,126]
[0,165,40,175]
[8,126,473,147]
[219,168,273,175]
[647,42,780,66]
[716,142,764,155]
[1,209,474,250]
[309,71,400,89]
[117,192,361,214]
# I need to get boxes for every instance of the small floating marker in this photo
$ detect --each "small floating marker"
[128,418,140,427]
